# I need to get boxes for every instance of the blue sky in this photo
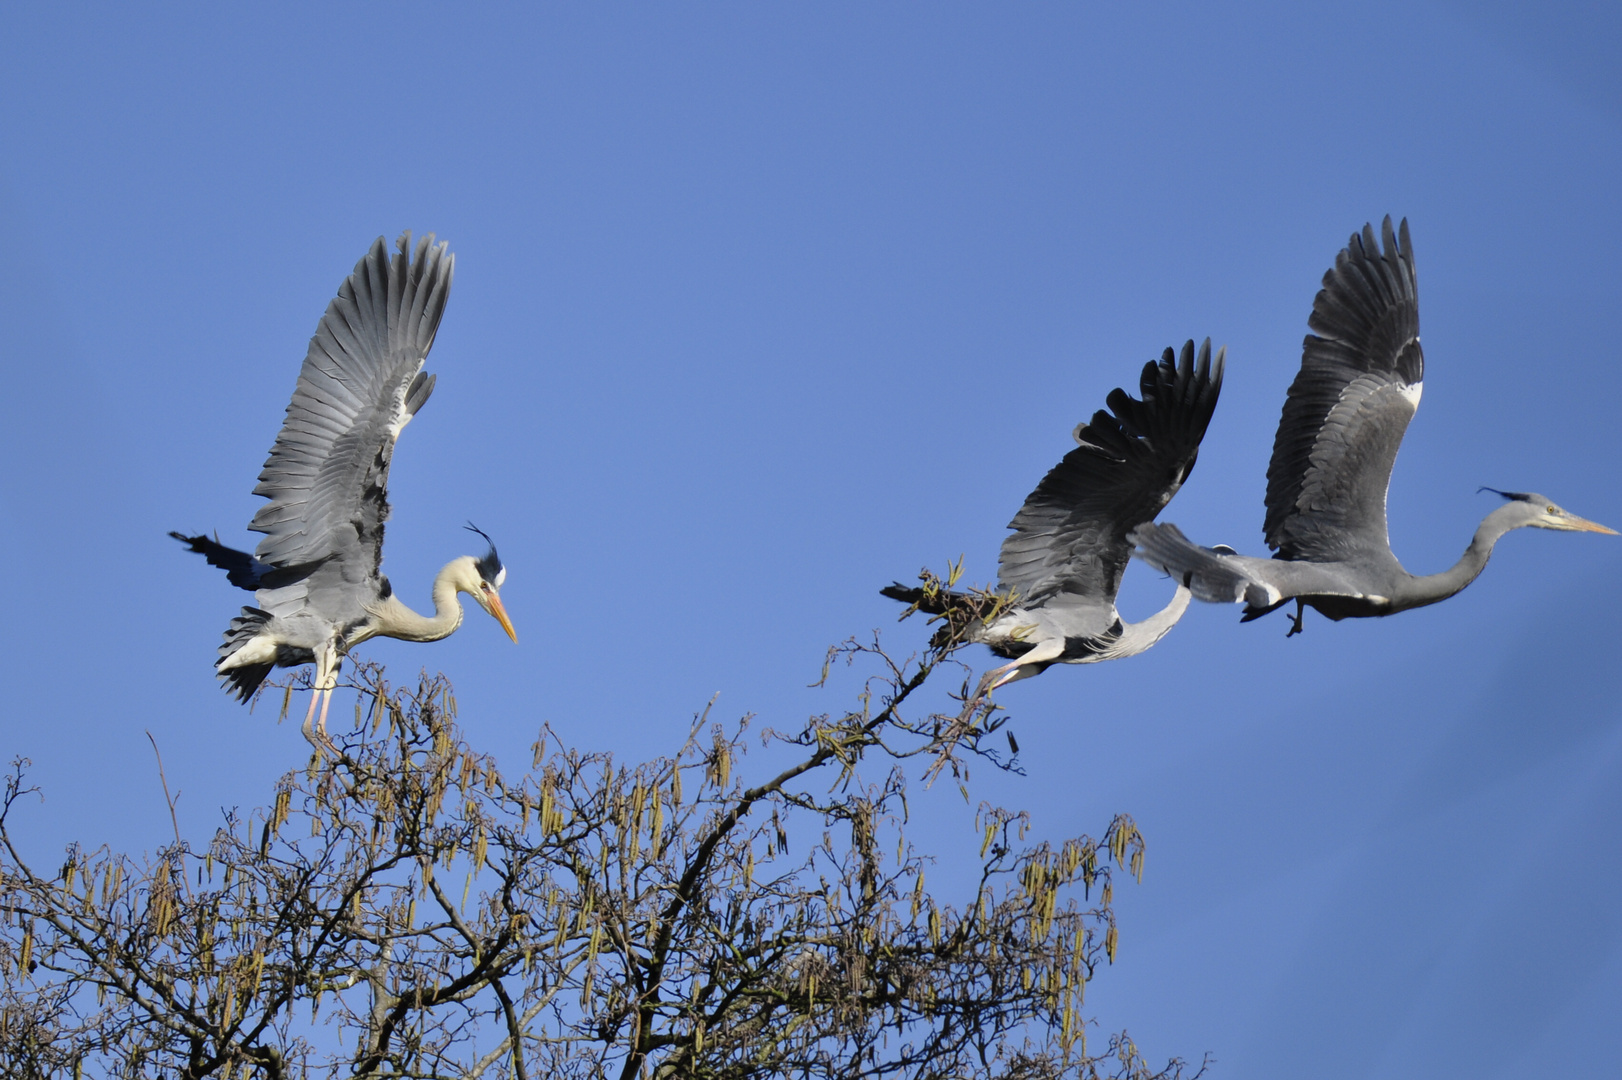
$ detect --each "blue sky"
[3,4,1620,1076]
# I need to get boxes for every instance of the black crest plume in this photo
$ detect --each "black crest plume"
[465,523,504,582]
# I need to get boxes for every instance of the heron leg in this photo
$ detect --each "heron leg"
[1285,599,1305,638]
[301,645,341,754]
[986,638,1065,691]
[300,689,322,744]
[316,688,335,740]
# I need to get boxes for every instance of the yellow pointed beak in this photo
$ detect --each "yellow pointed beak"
[486,591,519,643]
[1565,514,1619,535]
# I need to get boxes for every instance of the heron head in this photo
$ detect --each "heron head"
[1480,489,1618,535]
[462,524,518,642]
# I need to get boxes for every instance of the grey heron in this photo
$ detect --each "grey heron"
[883,339,1225,689]
[172,232,518,746]
[1130,218,1615,634]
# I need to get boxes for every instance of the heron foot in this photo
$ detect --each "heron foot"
[1285,600,1305,638]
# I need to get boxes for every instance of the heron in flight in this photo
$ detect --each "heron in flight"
[173,232,518,746]
[883,339,1224,689]
[1131,218,1615,634]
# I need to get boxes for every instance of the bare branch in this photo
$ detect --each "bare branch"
[0,605,1194,1080]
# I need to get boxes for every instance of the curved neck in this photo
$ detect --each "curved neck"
[1109,584,1192,659]
[1397,503,1524,610]
[373,561,467,642]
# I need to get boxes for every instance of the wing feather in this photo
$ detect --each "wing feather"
[1264,217,1422,561]
[998,339,1225,605]
[248,232,453,574]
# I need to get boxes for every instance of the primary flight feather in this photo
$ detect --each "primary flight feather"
[884,339,1225,689]
[172,232,518,746]
[1131,218,1614,634]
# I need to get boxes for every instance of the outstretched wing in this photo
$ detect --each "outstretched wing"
[1264,217,1422,561]
[248,232,452,575]
[998,339,1225,605]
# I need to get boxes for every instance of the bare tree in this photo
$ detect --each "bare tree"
[0,574,1201,1079]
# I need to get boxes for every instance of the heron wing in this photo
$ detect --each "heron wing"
[998,339,1225,605]
[248,232,452,576]
[1263,217,1423,562]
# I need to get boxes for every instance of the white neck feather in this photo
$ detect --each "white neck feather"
[1100,584,1193,661]
[371,560,469,643]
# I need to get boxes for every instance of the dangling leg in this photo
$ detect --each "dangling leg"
[316,683,335,740]
[301,644,340,754]
[315,648,341,741]
[1285,599,1306,637]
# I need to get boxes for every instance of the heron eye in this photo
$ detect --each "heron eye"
[1546,505,1558,514]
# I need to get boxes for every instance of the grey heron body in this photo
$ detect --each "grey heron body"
[884,339,1225,688]
[1131,219,1615,633]
[173,233,517,745]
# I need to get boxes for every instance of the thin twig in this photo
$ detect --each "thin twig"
[144,730,192,900]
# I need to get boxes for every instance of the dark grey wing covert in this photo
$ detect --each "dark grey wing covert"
[1264,217,1422,561]
[998,339,1225,605]
[248,233,452,578]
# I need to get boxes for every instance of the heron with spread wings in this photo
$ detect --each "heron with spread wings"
[883,339,1225,689]
[172,232,518,746]
[1131,218,1614,634]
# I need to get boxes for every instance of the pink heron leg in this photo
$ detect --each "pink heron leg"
[301,688,323,746]
[301,643,341,754]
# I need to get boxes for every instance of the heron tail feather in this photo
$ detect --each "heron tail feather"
[1129,523,1277,612]
[217,608,278,702]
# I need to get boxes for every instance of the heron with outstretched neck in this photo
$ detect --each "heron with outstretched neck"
[173,232,518,747]
[1131,218,1615,633]
[884,339,1224,689]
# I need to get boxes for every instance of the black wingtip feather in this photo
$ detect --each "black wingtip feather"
[999,338,1226,604]
[171,530,270,591]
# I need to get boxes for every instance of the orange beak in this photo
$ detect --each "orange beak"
[486,591,519,643]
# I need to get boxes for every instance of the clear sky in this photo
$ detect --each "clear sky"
[3,4,1620,1077]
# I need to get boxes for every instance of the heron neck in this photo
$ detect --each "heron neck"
[1112,584,1193,658]
[374,562,467,642]
[1399,504,1522,609]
